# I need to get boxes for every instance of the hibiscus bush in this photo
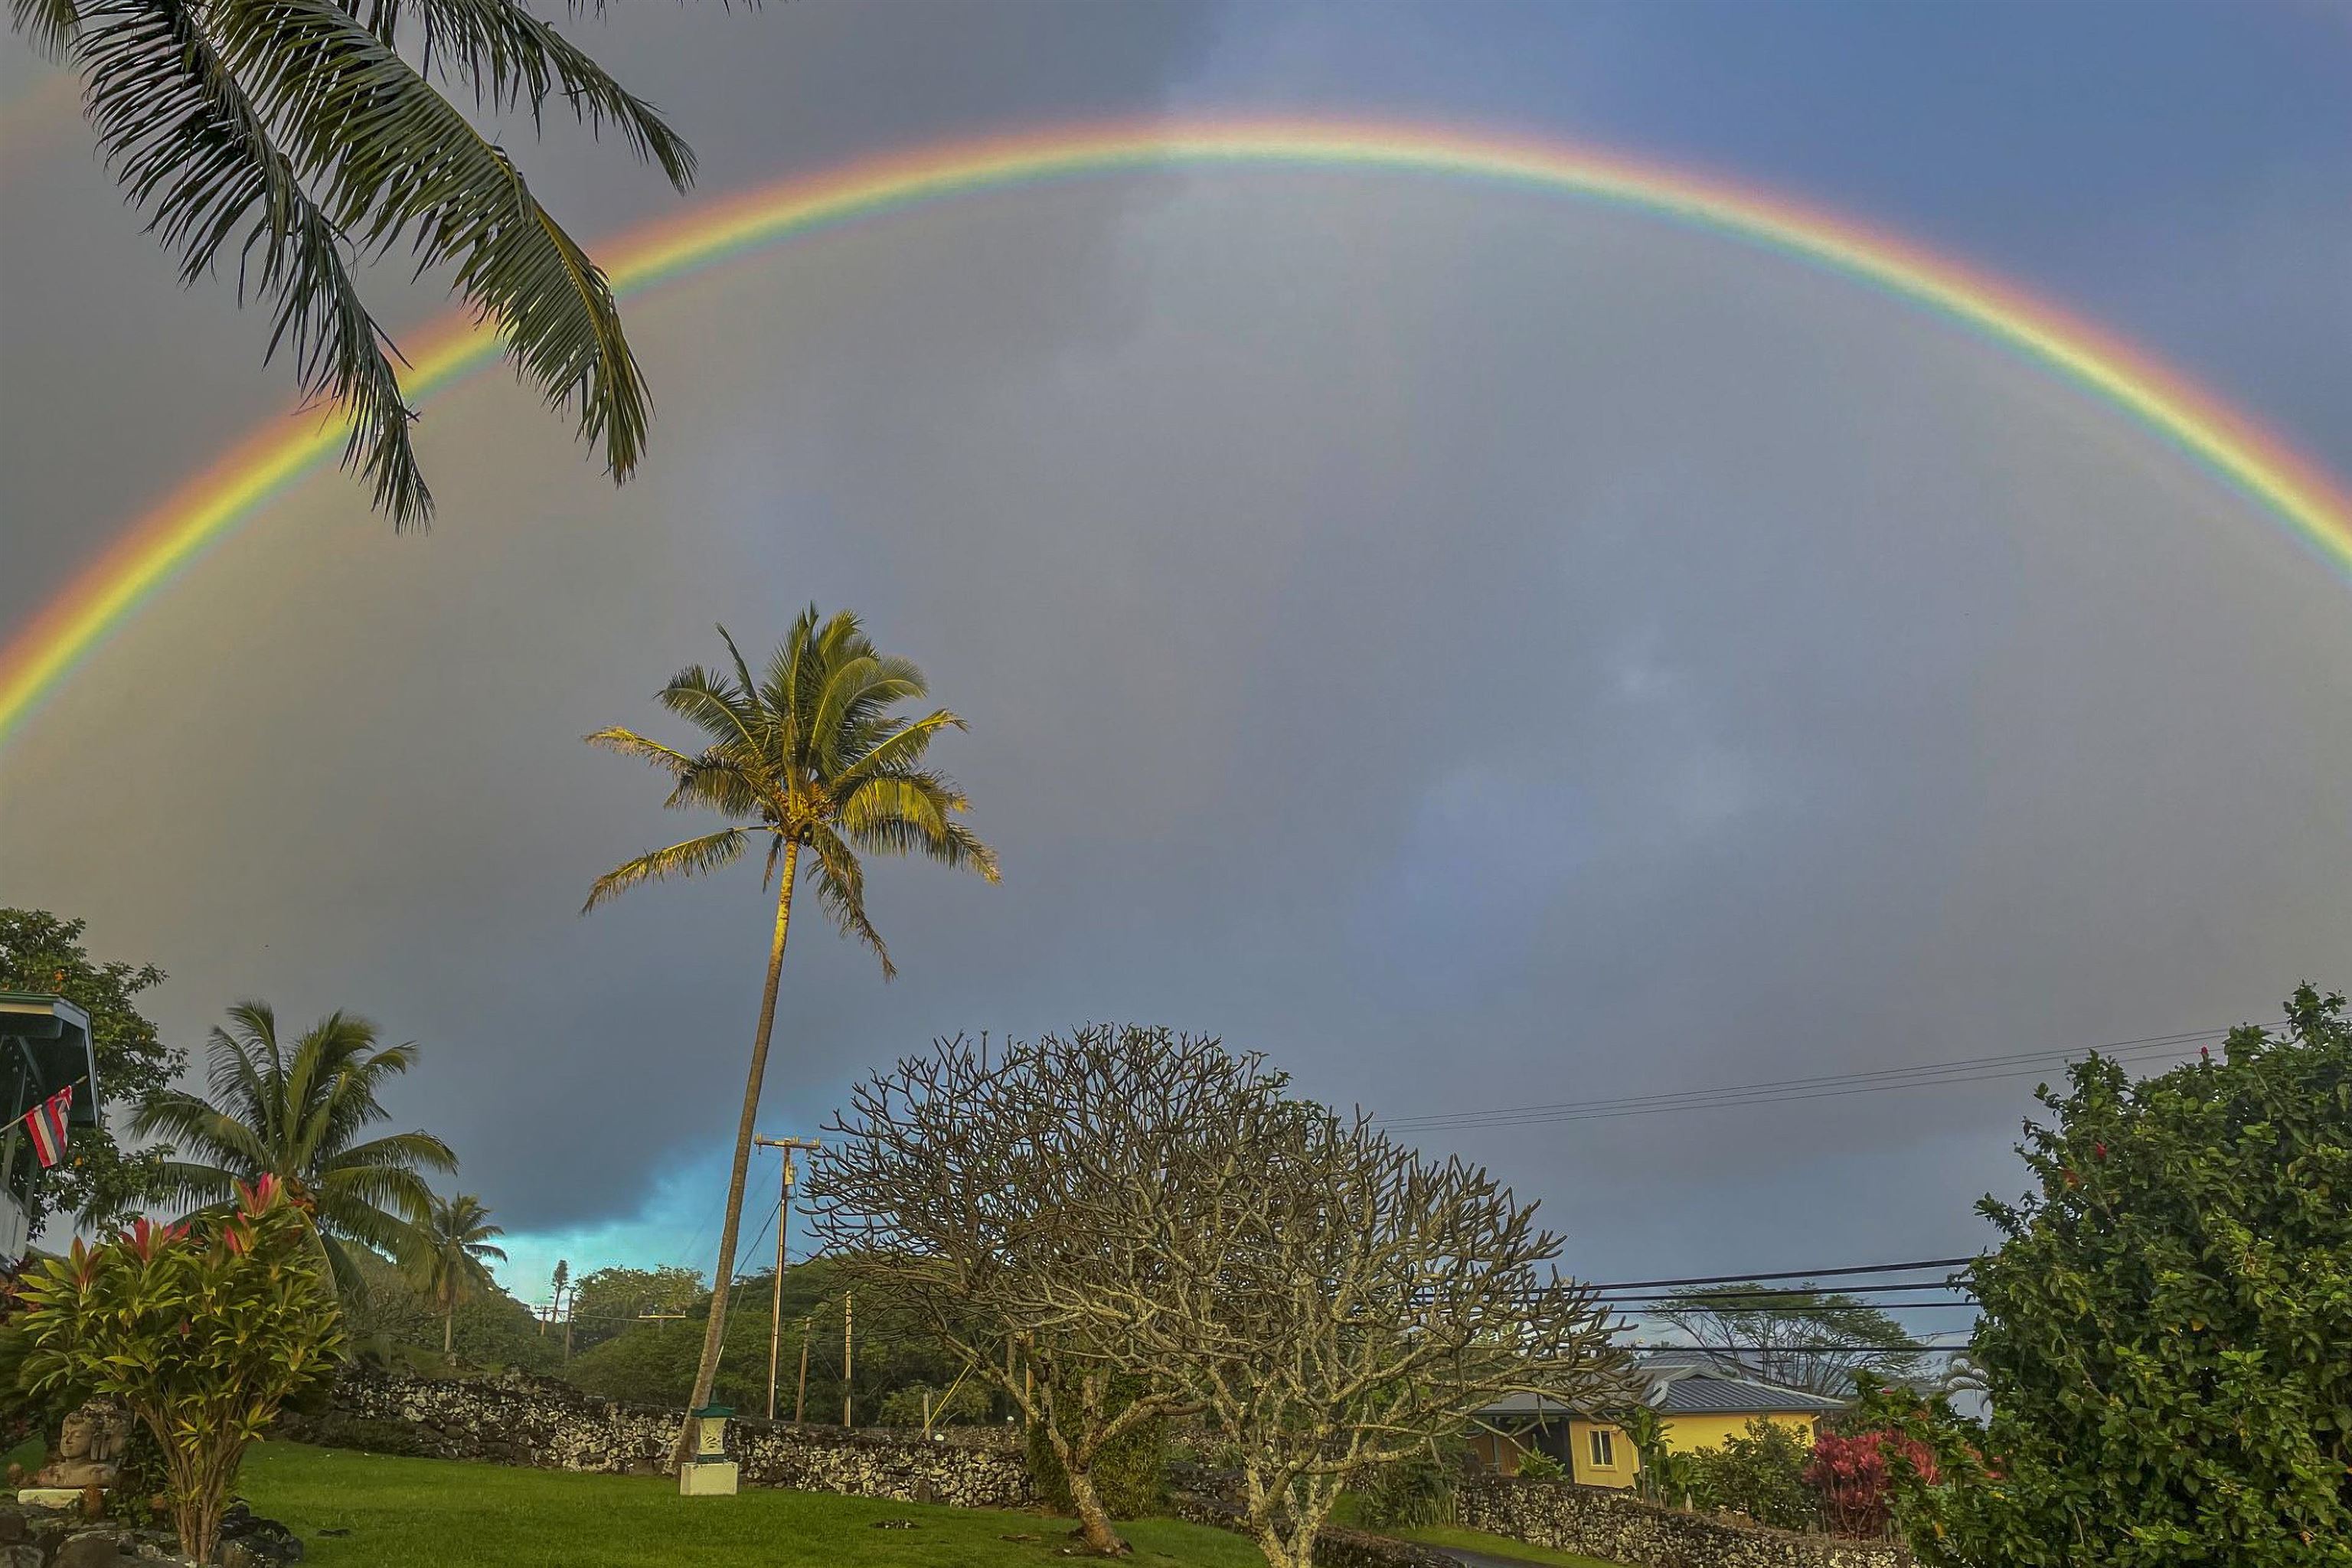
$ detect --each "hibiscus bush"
[8,1178,345,1563]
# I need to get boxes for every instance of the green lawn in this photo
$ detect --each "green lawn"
[1321,1493,1621,1568]
[1383,1521,1623,1568]
[238,1443,1269,1568]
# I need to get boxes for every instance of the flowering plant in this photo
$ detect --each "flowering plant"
[11,1176,344,1563]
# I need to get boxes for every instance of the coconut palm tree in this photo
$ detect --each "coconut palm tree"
[131,1001,456,1292]
[413,1192,508,1360]
[586,607,998,1459]
[8,0,697,528]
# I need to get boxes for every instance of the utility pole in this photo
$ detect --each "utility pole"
[795,1315,812,1424]
[753,1135,822,1422]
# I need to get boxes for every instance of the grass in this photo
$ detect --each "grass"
[1324,1493,1624,1568]
[1382,1521,1625,1567]
[237,1443,1270,1568]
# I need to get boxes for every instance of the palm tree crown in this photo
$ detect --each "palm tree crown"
[413,1191,508,1356]
[131,1001,456,1291]
[586,606,1000,973]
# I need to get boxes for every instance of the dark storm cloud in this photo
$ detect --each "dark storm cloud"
[0,0,1223,627]
[6,172,2347,1292]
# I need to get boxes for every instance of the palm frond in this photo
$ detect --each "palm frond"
[583,725,699,779]
[75,0,429,521]
[831,709,962,790]
[838,770,998,878]
[665,756,769,821]
[129,1091,274,1171]
[655,663,763,753]
[328,1128,460,1175]
[805,821,893,978]
[214,0,651,486]
[762,606,836,746]
[142,1159,242,1216]
[13,0,83,57]
[365,0,693,188]
[582,826,748,911]
[807,653,882,771]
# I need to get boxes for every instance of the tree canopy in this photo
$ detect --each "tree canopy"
[0,908,182,1233]
[1659,1282,1930,1397]
[131,1001,456,1292]
[1872,985,2352,1566]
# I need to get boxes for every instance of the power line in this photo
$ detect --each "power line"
[1585,1256,1976,1292]
[1595,1279,1972,1302]
[1626,1342,1974,1354]
[1602,1300,1978,1315]
[1385,1022,2273,1134]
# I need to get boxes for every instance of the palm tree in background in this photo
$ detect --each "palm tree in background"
[132,1001,456,1292]
[413,1192,508,1359]
[586,606,998,1460]
[8,0,699,528]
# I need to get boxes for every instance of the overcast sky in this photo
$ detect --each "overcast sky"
[3,4,2348,1323]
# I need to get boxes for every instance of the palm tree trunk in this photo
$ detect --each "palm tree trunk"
[443,1308,454,1357]
[673,840,799,1468]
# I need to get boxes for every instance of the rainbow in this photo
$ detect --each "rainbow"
[6,116,2352,747]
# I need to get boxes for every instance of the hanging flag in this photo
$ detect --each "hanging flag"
[22,1083,72,1168]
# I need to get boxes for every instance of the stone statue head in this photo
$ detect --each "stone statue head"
[55,1410,95,1461]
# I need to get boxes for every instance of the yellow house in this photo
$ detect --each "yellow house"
[1468,1356,1847,1490]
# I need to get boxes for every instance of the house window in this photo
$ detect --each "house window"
[1589,1429,1615,1468]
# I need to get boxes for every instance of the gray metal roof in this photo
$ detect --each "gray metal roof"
[1649,1372,1846,1416]
[1473,1355,1847,1422]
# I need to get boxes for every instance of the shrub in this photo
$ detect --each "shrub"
[875,1377,992,1429]
[1619,1403,1697,1508]
[1512,1449,1565,1484]
[1027,1399,1167,1520]
[1877,988,2352,1566]
[1685,1417,1815,1533]
[1807,1427,1936,1538]
[9,1178,345,1563]
[1359,1437,1467,1528]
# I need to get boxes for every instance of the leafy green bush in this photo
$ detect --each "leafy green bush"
[10,1177,345,1563]
[1685,1417,1816,1532]
[1511,1449,1565,1484]
[1619,1404,1699,1508]
[1866,986,2352,1566]
[875,1377,992,1429]
[1359,1437,1467,1528]
[1027,1400,1167,1520]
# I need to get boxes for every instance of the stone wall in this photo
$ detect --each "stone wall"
[277,1370,1032,1509]
[1457,1477,1912,1568]
[280,1382,1446,1567]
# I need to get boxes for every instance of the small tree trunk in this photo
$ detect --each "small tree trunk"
[1061,1459,1130,1557]
[444,1309,454,1357]
[1250,1521,1308,1568]
[673,841,799,1468]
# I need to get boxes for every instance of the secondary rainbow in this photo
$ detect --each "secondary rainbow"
[7,116,2351,747]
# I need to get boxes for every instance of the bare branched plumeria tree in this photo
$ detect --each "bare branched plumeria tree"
[806,1026,1280,1556]
[1059,1101,1637,1568]
[809,1025,1635,1568]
